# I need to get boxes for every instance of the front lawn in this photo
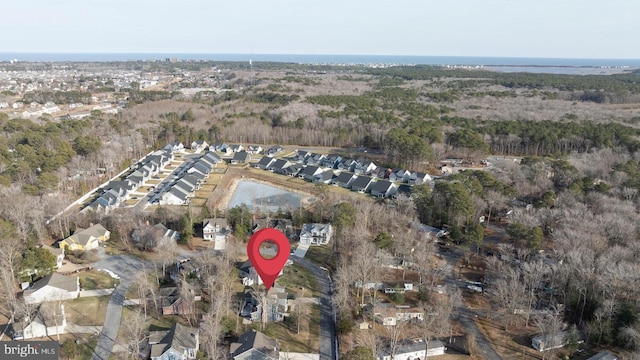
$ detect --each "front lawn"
[79,270,120,290]
[65,296,110,326]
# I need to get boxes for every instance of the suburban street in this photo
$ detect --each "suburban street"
[292,256,338,360]
[91,254,151,360]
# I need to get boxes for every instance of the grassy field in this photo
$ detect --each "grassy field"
[261,304,321,353]
[277,263,320,297]
[304,244,336,270]
[79,270,120,290]
[65,296,110,326]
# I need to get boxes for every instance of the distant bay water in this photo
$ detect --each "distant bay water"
[2,53,639,74]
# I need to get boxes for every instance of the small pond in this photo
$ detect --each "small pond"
[228,180,304,212]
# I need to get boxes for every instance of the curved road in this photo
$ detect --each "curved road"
[91,254,150,360]
[292,256,338,360]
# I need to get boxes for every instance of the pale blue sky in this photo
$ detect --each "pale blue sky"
[2,0,639,58]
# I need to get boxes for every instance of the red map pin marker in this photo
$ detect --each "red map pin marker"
[247,228,291,290]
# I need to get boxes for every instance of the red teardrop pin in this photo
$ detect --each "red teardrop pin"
[247,228,291,290]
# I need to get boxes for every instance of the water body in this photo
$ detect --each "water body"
[227,180,303,213]
[2,53,639,68]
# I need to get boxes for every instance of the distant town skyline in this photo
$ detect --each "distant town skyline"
[3,0,639,59]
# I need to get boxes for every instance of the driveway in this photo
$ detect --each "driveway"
[292,256,337,360]
[91,254,151,360]
[439,247,503,360]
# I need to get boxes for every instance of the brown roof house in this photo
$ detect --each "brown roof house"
[230,330,279,360]
[23,273,79,304]
[149,323,199,360]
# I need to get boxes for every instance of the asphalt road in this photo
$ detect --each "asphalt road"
[292,256,338,360]
[91,254,150,360]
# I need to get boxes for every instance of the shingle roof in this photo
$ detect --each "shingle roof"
[25,274,78,294]
[230,330,278,360]
[150,323,198,358]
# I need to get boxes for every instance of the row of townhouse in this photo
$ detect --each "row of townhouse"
[86,149,174,212]
[158,151,222,205]
[209,142,274,156]
[254,150,434,199]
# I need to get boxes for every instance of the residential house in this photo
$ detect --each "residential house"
[305,153,326,165]
[409,172,432,185]
[190,162,211,177]
[230,330,279,360]
[374,306,424,326]
[160,188,190,205]
[587,351,618,360]
[377,340,446,360]
[283,164,303,177]
[201,151,222,165]
[11,303,66,340]
[313,170,335,184]
[169,259,202,282]
[211,142,230,154]
[532,330,582,351]
[269,159,291,174]
[354,161,377,175]
[190,140,209,153]
[202,218,229,250]
[246,145,263,154]
[160,287,200,316]
[149,323,199,360]
[251,219,294,239]
[321,154,343,169]
[228,144,244,153]
[24,274,79,304]
[332,172,356,188]
[60,224,110,251]
[350,176,374,193]
[299,223,333,245]
[370,180,397,198]
[394,169,412,183]
[257,156,276,170]
[131,223,179,250]
[266,145,284,156]
[294,150,311,163]
[231,151,250,164]
[239,287,290,323]
[163,142,185,154]
[239,261,284,287]
[298,165,322,181]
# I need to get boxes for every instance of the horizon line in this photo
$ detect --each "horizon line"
[1,52,640,61]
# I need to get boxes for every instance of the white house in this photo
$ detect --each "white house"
[202,218,229,250]
[24,274,80,304]
[370,180,397,198]
[377,340,446,360]
[149,323,199,360]
[164,142,185,154]
[190,140,209,153]
[299,223,333,245]
[11,303,66,340]
[160,188,190,205]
